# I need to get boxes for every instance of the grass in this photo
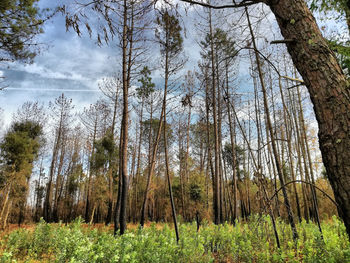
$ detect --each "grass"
[0,215,349,262]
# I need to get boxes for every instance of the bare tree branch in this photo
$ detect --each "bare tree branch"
[269,180,337,207]
[179,0,260,9]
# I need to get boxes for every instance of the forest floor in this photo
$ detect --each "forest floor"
[0,216,349,262]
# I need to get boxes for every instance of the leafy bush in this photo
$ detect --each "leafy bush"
[1,216,349,262]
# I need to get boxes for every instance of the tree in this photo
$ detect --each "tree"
[80,100,110,223]
[140,9,185,242]
[98,75,122,225]
[64,0,152,234]
[0,0,48,62]
[13,101,47,128]
[310,0,350,32]
[43,94,74,222]
[132,66,155,221]
[0,120,43,228]
[180,0,350,239]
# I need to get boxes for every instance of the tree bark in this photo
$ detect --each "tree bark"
[266,0,350,237]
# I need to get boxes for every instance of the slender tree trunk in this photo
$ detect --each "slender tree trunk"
[178,127,186,220]
[225,82,238,223]
[85,120,97,223]
[106,87,119,225]
[114,126,123,234]
[133,98,144,222]
[279,78,302,223]
[2,201,12,230]
[296,86,322,233]
[44,115,63,222]
[53,142,66,222]
[208,7,221,225]
[246,8,298,240]
[0,183,11,228]
[163,90,180,243]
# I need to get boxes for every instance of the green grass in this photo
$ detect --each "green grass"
[1,216,349,262]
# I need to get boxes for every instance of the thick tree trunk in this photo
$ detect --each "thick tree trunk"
[267,0,350,237]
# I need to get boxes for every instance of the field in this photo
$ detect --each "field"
[0,216,349,263]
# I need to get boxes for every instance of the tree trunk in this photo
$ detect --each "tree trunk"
[246,7,298,240]
[208,7,221,225]
[44,116,63,222]
[225,80,238,223]
[163,91,180,243]
[119,0,129,235]
[265,0,350,237]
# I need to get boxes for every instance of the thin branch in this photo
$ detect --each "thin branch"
[270,39,295,44]
[179,0,259,9]
[269,180,337,207]
[282,75,304,83]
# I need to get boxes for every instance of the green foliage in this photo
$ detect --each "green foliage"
[1,216,350,262]
[91,129,116,172]
[309,0,350,75]
[328,40,350,75]
[0,0,47,62]
[155,10,183,57]
[310,0,349,16]
[222,143,245,174]
[200,28,237,64]
[189,183,202,202]
[0,120,42,173]
[0,120,43,215]
[137,66,155,99]
[142,118,174,150]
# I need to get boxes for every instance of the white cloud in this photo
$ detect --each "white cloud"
[14,62,88,82]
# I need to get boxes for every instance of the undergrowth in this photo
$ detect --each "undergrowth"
[0,215,349,262]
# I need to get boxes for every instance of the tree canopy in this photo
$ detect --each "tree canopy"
[0,0,47,62]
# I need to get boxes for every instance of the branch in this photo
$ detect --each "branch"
[282,75,304,83]
[287,83,303,90]
[251,179,337,233]
[179,0,259,9]
[269,180,337,207]
[270,39,295,44]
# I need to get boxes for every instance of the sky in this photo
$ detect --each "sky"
[0,0,228,130]
[0,0,120,127]
[0,0,334,132]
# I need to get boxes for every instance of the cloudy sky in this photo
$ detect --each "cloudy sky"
[0,0,212,127]
[0,0,127,126]
[0,0,334,131]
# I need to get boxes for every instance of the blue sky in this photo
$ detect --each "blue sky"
[0,0,226,128]
[0,0,337,131]
[0,0,120,126]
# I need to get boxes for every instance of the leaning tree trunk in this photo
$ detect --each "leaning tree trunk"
[266,0,350,237]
